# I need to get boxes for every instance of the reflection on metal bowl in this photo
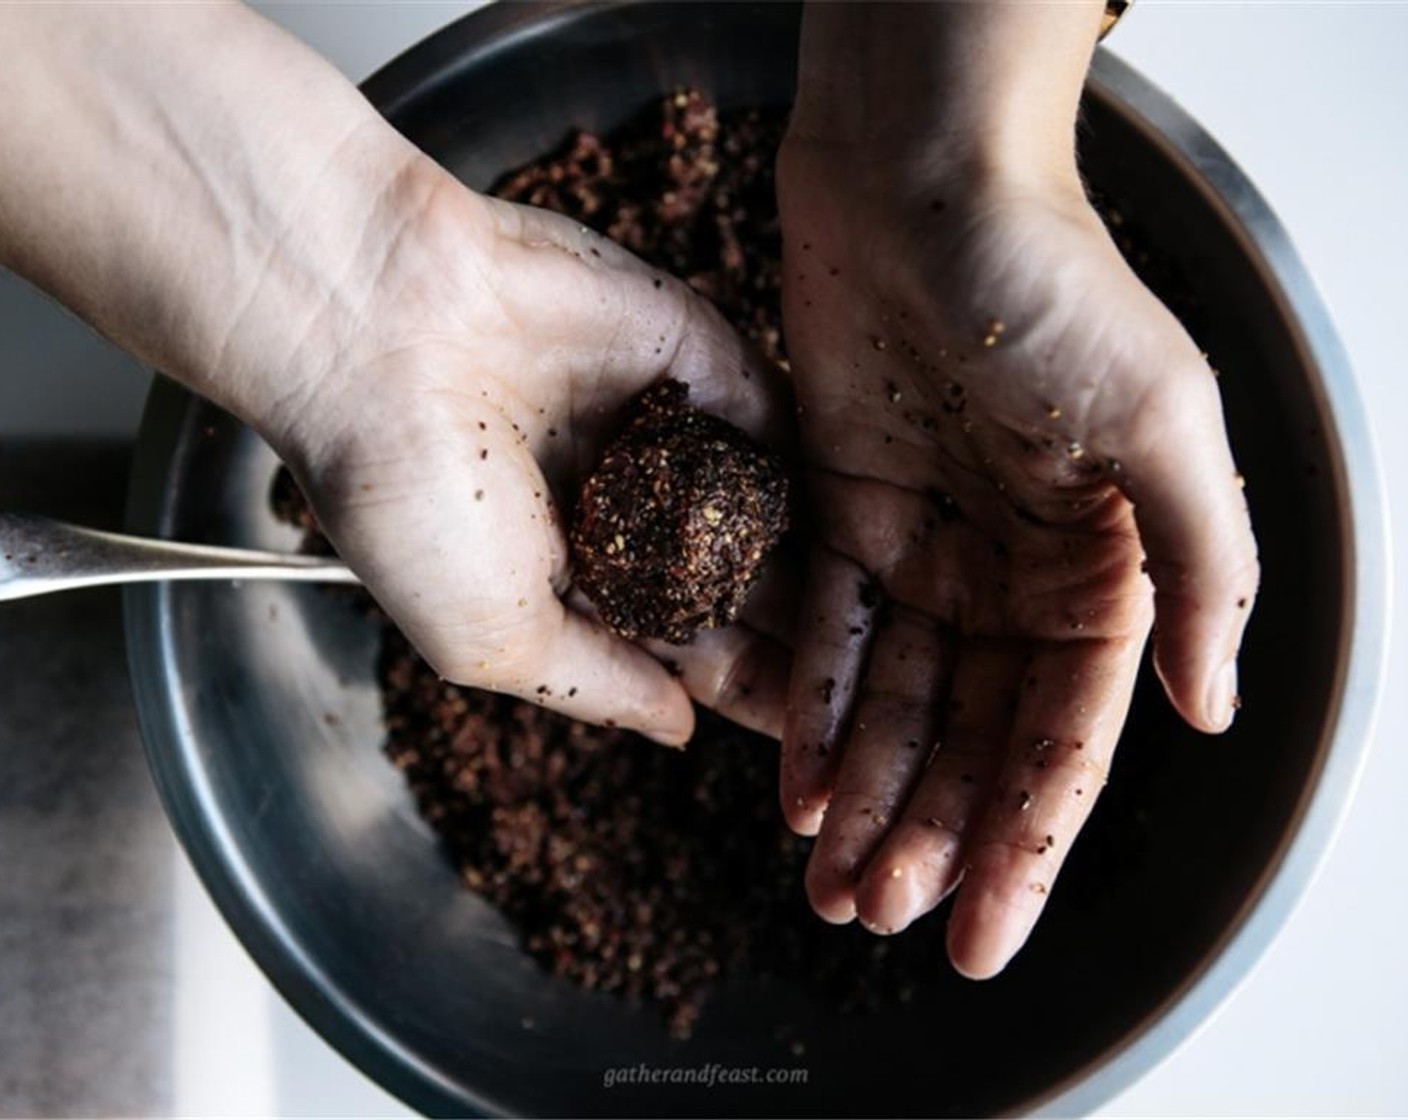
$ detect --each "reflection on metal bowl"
[124,2,1383,1116]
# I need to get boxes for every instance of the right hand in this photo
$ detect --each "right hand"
[0,1,795,747]
[269,165,797,747]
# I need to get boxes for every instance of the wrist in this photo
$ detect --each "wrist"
[197,136,454,448]
[788,0,1103,186]
[251,153,508,486]
[0,2,475,446]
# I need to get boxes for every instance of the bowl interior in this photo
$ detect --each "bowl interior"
[126,3,1346,1116]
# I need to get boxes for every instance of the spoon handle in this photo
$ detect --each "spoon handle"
[0,512,360,602]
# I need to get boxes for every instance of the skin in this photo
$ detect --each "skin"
[778,1,1260,977]
[0,1,1259,982]
[0,1,794,746]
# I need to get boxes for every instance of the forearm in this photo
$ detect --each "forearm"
[0,1,441,441]
[790,0,1104,183]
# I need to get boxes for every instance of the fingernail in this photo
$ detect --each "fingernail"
[1206,661,1238,730]
[788,799,824,837]
[868,867,924,936]
[646,729,689,750]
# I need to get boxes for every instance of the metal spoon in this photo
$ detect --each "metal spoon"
[0,511,359,602]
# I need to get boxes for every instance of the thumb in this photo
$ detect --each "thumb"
[1101,358,1260,733]
[484,197,793,450]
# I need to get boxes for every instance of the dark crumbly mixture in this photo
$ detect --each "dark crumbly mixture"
[495,89,786,363]
[570,379,788,643]
[381,627,933,1039]
[274,89,1182,1039]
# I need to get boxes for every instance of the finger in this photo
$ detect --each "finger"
[804,609,954,924]
[854,639,1026,935]
[780,544,879,835]
[654,552,798,737]
[945,632,1147,979]
[561,534,794,738]
[472,598,697,748]
[563,580,790,741]
[1099,357,1259,733]
[643,624,791,741]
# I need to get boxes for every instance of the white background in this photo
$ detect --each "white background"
[3,2,1404,1116]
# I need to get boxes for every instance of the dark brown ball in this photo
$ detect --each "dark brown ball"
[570,379,788,644]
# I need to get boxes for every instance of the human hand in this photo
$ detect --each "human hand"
[273,179,795,745]
[777,2,1259,977]
[0,2,793,746]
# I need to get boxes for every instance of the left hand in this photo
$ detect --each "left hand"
[776,113,1258,978]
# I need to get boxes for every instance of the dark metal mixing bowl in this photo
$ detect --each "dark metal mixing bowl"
[124,3,1385,1115]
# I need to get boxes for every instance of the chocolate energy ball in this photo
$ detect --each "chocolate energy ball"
[570,379,788,644]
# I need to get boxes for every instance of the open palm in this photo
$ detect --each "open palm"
[777,144,1259,977]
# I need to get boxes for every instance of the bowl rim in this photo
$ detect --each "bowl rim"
[123,4,1389,1116]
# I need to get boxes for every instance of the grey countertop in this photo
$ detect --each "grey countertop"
[0,442,174,1117]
